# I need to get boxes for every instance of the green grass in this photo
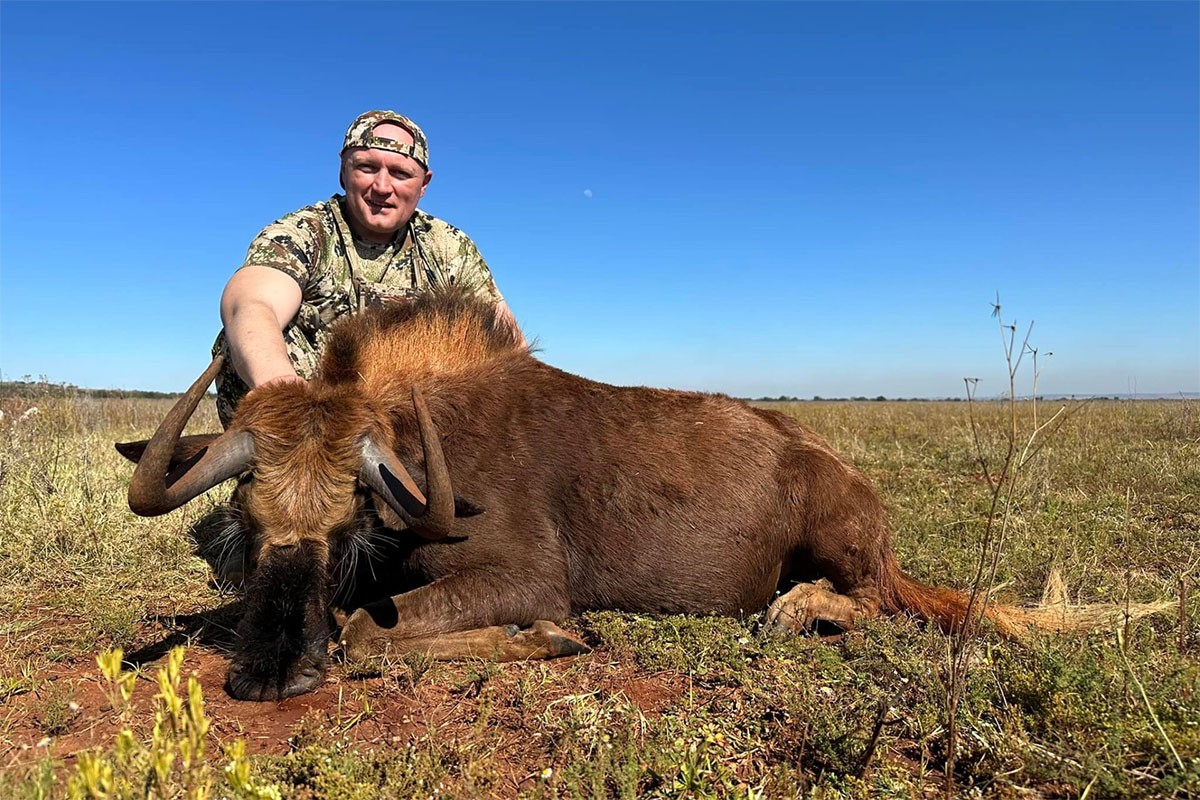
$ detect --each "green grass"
[0,393,1196,798]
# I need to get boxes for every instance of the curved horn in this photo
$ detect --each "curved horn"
[358,386,456,539]
[411,386,456,531]
[127,355,256,516]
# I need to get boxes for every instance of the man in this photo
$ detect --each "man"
[213,110,518,427]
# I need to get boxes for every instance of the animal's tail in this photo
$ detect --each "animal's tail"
[879,555,1172,637]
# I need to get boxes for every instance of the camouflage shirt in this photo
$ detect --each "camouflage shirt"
[241,194,502,348]
[212,196,504,425]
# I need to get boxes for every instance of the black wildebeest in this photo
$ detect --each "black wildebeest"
[119,292,1029,701]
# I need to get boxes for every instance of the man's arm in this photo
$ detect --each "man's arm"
[220,266,305,389]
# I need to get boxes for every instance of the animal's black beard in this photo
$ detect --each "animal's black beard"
[329,506,397,607]
[190,497,430,610]
[329,500,433,609]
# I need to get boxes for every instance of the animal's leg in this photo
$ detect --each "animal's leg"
[342,620,589,663]
[339,572,579,663]
[765,579,882,633]
[771,458,892,633]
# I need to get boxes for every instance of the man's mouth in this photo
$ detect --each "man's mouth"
[365,198,393,212]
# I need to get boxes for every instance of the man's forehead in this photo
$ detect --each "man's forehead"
[344,146,421,168]
[369,122,414,144]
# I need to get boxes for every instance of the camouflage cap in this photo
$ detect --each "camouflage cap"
[341,110,429,169]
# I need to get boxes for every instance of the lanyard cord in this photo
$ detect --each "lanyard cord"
[328,198,369,312]
[328,198,416,312]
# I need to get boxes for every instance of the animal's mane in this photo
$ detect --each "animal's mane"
[318,288,526,388]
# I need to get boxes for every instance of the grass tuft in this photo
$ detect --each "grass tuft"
[1,393,1195,798]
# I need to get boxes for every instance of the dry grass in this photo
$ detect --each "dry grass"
[0,391,1197,798]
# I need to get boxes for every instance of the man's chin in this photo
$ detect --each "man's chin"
[358,212,403,239]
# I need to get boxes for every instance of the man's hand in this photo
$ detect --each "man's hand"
[496,300,526,346]
[220,267,304,389]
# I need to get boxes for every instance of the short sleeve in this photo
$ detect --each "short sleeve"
[239,205,330,290]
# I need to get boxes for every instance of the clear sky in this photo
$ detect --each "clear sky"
[2,1,1197,399]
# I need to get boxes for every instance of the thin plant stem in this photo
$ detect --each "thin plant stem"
[945,299,1057,800]
[1115,625,1185,773]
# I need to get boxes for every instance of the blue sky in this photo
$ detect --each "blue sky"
[2,1,1197,398]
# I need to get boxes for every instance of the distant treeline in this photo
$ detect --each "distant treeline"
[749,395,965,403]
[746,395,1160,403]
[0,381,198,400]
[1,381,1179,404]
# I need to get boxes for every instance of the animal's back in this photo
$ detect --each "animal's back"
[444,360,807,616]
[315,294,853,617]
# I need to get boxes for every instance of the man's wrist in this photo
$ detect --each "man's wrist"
[254,372,305,390]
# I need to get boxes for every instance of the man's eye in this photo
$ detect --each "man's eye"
[389,170,413,180]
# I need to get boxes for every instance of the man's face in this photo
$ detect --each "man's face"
[340,122,432,244]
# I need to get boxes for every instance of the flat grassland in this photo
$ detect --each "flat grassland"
[0,395,1196,798]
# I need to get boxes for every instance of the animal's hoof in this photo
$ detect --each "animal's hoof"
[765,584,823,633]
[766,581,859,635]
[765,603,813,634]
[226,656,326,701]
[339,607,387,664]
[526,620,591,657]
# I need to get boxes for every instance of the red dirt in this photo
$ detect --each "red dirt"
[0,636,689,776]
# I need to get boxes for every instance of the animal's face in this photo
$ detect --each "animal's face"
[117,353,474,700]
[197,428,368,701]
[224,464,388,602]
[166,424,434,702]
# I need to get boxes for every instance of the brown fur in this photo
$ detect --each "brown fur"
[135,290,1105,699]
[238,295,973,630]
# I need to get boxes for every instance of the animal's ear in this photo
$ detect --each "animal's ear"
[371,494,406,531]
[115,433,223,472]
[453,494,485,518]
[372,491,485,531]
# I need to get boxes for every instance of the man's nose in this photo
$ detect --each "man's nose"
[370,170,392,194]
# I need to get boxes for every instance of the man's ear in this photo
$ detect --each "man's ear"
[419,169,433,198]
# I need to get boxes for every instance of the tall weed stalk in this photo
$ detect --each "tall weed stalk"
[943,298,1070,797]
